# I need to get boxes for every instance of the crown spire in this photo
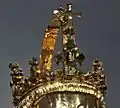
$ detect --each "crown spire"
[53,3,85,76]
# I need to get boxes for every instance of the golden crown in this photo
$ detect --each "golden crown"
[9,3,107,108]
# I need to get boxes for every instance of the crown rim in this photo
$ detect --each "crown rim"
[19,81,104,107]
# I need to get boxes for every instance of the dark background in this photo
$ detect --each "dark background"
[0,0,119,108]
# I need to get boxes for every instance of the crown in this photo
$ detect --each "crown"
[9,3,107,108]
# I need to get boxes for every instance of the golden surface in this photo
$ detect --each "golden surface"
[19,81,105,108]
[38,93,98,108]
[39,28,59,72]
[39,16,60,74]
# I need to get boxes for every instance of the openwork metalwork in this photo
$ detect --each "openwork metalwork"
[9,3,107,108]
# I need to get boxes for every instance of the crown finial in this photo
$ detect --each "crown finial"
[53,3,85,76]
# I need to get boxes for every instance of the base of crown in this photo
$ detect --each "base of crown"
[19,80,104,108]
